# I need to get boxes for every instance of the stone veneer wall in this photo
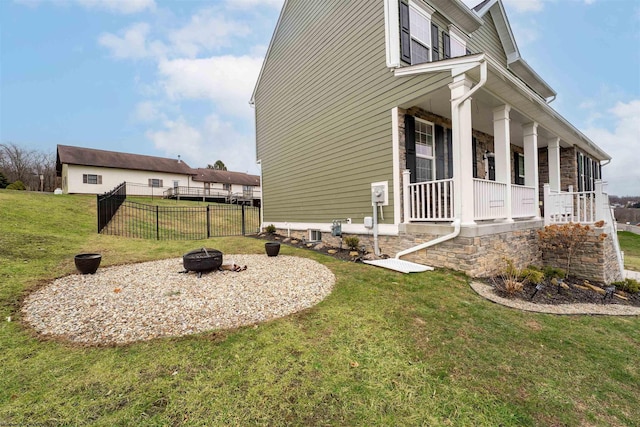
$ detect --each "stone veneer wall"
[560,146,577,191]
[274,222,622,283]
[540,226,623,284]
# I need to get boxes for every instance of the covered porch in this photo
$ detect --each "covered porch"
[394,54,610,227]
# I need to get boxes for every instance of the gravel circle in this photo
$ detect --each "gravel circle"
[22,255,335,345]
[470,281,640,316]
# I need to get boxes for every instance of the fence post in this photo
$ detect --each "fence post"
[206,205,211,238]
[156,205,160,240]
[241,204,246,235]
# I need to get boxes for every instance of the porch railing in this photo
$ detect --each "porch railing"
[511,184,537,218]
[406,178,454,221]
[473,179,507,220]
[543,185,598,225]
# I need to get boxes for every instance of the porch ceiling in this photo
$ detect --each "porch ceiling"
[396,62,609,159]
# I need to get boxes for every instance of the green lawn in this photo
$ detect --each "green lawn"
[619,231,640,271]
[1,190,639,426]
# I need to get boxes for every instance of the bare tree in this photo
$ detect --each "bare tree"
[0,143,56,191]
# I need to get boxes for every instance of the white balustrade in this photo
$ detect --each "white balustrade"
[473,179,507,220]
[511,184,537,218]
[407,179,454,221]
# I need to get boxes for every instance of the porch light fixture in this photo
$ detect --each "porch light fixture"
[483,151,495,159]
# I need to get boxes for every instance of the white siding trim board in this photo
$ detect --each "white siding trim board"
[267,221,400,236]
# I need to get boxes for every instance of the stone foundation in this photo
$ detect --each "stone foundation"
[269,220,623,283]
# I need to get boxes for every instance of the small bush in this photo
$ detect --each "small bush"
[344,236,360,251]
[498,259,524,295]
[265,224,276,234]
[6,180,26,190]
[0,171,8,189]
[519,268,545,285]
[543,266,566,280]
[612,278,640,294]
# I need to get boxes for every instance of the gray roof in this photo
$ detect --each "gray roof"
[192,168,260,186]
[56,145,194,175]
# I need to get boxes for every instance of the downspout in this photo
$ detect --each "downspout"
[395,59,487,260]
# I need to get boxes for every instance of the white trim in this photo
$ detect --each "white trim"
[384,0,400,68]
[268,221,400,236]
[391,107,401,226]
[394,53,485,77]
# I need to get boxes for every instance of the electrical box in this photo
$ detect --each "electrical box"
[370,181,388,206]
[364,216,373,228]
[331,220,342,237]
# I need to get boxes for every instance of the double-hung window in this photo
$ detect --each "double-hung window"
[83,174,101,185]
[415,119,435,182]
[400,1,435,65]
[148,178,163,188]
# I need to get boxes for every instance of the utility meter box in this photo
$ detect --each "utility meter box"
[364,216,373,228]
[370,181,388,206]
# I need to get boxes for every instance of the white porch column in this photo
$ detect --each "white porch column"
[523,122,540,218]
[493,104,513,222]
[449,74,475,226]
[548,137,561,192]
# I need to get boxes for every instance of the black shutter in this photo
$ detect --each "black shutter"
[83,174,88,184]
[577,152,583,192]
[400,2,411,63]
[443,32,450,59]
[435,125,445,180]
[431,23,439,61]
[405,115,416,183]
[446,128,453,179]
[472,137,478,179]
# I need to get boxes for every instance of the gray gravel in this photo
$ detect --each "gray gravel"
[22,255,335,345]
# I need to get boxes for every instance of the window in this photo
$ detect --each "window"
[83,174,102,185]
[431,24,440,61]
[577,152,596,192]
[148,179,163,188]
[173,180,179,188]
[223,183,231,191]
[442,32,451,59]
[309,229,321,242]
[515,153,525,185]
[243,185,253,198]
[415,119,435,182]
[400,1,434,65]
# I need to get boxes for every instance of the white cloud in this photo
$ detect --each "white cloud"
[157,55,263,118]
[132,101,163,123]
[224,0,284,10]
[146,114,258,173]
[75,0,156,14]
[584,100,640,196]
[98,23,166,59]
[168,8,250,58]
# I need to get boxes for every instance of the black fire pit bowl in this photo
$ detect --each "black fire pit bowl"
[183,248,223,277]
[75,253,102,274]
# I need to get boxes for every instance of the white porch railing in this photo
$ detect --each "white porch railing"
[511,184,537,218]
[543,184,597,225]
[405,178,454,221]
[473,179,507,220]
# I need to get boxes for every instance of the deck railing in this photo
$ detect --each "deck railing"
[543,185,598,225]
[406,178,454,221]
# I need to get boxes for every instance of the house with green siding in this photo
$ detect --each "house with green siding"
[251,0,623,282]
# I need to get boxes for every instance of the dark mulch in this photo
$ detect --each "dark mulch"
[252,232,368,262]
[492,277,640,307]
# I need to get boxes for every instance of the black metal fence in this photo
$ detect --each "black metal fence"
[97,182,260,240]
[97,181,126,233]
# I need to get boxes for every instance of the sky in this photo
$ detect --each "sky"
[0,0,638,195]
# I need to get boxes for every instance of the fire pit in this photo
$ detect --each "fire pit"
[182,248,223,278]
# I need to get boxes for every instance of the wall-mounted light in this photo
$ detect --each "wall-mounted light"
[483,151,495,159]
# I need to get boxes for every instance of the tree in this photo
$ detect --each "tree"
[207,160,227,171]
[0,143,57,191]
[0,171,8,189]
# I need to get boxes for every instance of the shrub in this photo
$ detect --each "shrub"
[0,171,8,189]
[538,223,594,278]
[6,180,26,190]
[265,224,276,234]
[612,278,640,294]
[543,266,566,280]
[519,268,545,285]
[344,236,360,251]
[497,258,524,295]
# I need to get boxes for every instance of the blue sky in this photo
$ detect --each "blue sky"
[1,0,639,195]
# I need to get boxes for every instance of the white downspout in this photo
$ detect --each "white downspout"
[395,218,460,259]
[394,60,486,260]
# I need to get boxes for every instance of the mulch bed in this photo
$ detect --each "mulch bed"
[491,276,640,307]
[253,232,369,262]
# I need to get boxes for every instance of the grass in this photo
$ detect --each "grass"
[619,231,640,271]
[1,189,639,426]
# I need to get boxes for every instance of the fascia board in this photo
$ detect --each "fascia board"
[393,53,485,77]
[250,0,289,105]
[507,58,557,99]
[485,57,611,160]
[430,0,483,33]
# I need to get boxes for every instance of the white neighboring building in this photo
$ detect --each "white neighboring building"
[56,145,261,204]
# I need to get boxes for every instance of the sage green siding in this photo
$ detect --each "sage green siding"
[254,0,508,225]
[467,12,507,66]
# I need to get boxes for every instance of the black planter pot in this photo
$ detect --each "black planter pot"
[265,242,281,257]
[74,253,102,274]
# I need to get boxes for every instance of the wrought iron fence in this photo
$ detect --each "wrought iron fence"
[97,182,260,240]
[97,181,126,233]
